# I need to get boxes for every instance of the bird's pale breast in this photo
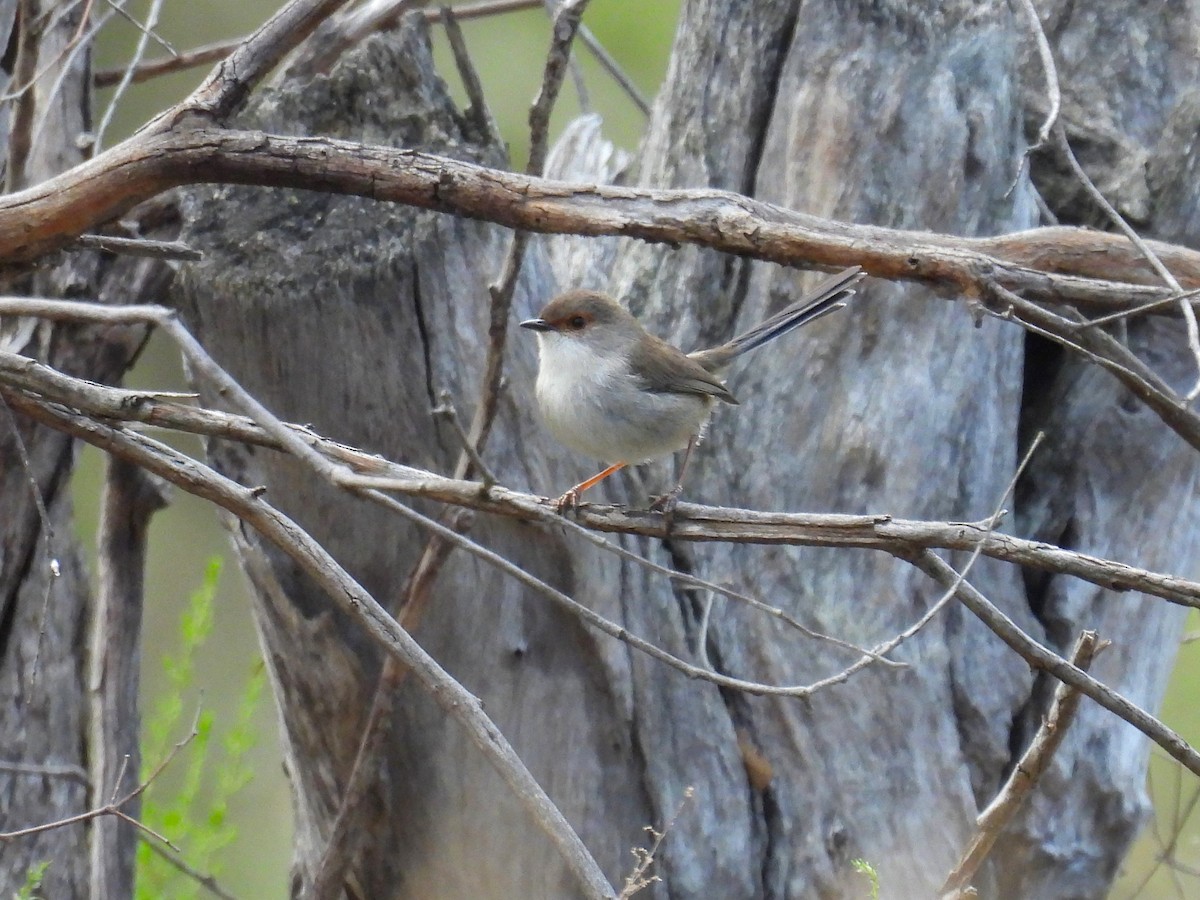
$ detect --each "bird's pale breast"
[534,336,711,464]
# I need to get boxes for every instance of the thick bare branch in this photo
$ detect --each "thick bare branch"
[4,127,1200,313]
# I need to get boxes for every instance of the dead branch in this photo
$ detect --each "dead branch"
[940,631,1099,896]
[0,712,198,849]
[5,126,1200,314]
[2,342,1198,611]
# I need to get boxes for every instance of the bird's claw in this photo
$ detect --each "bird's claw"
[649,486,683,520]
[554,489,581,514]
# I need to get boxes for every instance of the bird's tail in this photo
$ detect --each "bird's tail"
[689,266,864,372]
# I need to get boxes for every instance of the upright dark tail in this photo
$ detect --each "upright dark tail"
[690,266,864,371]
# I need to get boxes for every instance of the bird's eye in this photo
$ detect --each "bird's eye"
[569,315,587,330]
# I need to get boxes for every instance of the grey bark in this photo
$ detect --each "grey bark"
[170,3,1199,900]
[176,25,647,899]
[0,2,93,897]
[0,2,168,898]
[611,4,1034,897]
[88,459,169,898]
[999,2,1200,896]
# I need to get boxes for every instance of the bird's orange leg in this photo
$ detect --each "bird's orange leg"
[555,462,626,512]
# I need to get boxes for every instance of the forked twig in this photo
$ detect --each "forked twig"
[0,710,200,848]
[940,631,1099,896]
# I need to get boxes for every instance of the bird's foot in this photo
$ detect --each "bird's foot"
[554,488,581,514]
[649,486,683,524]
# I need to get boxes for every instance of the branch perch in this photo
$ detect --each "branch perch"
[2,342,1198,611]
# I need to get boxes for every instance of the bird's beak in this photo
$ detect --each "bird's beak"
[520,318,552,332]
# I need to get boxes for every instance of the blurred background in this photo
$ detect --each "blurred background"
[76,1,1198,896]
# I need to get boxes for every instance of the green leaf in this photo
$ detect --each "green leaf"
[15,860,50,900]
[135,558,265,900]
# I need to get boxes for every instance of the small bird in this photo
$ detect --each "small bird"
[520,266,865,511]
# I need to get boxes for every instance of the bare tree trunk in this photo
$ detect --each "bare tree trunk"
[167,3,1200,899]
[175,22,645,899]
[608,3,1033,896]
[0,1,178,895]
[0,3,94,896]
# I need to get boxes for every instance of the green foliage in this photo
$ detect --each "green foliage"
[14,860,49,900]
[135,559,266,900]
[851,858,880,900]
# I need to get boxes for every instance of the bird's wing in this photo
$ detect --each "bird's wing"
[630,334,738,404]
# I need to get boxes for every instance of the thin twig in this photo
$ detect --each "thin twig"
[1014,0,1060,151]
[139,838,240,900]
[1124,778,1200,897]
[354,478,899,699]
[73,233,202,261]
[97,0,166,151]
[432,389,497,485]
[940,631,1099,896]
[1051,119,1200,399]
[89,0,655,121]
[92,0,546,88]
[550,511,902,665]
[986,283,1200,454]
[773,430,1045,696]
[576,21,649,116]
[617,786,694,899]
[1079,288,1200,329]
[0,710,199,847]
[94,38,239,88]
[101,0,176,57]
[439,6,499,145]
[1003,0,1061,198]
